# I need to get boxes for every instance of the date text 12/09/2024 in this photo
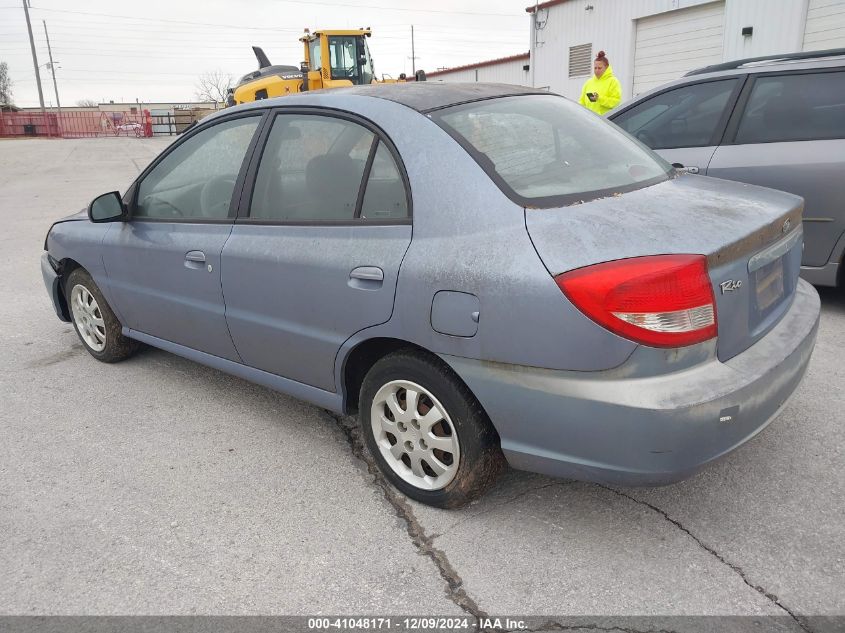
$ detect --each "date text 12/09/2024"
[307,618,527,631]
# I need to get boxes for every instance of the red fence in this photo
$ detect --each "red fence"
[0,110,154,138]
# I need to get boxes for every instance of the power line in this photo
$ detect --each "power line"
[269,0,521,17]
[29,3,521,26]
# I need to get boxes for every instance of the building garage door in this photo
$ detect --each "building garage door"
[803,0,845,51]
[633,1,725,96]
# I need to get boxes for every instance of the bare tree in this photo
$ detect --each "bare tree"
[195,70,232,105]
[0,62,13,106]
[76,98,97,107]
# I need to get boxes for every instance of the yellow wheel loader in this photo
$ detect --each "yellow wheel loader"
[230,29,425,106]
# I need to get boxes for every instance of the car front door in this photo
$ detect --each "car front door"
[101,113,264,361]
[610,77,742,174]
[707,69,845,269]
[221,110,412,391]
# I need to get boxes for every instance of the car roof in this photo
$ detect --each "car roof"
[684,47,845,78]
[224,82,550,118]
[329,82,549,112]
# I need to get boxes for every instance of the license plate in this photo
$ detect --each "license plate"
[755,257,785,312]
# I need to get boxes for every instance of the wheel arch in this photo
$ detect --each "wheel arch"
[340,337,492,426]
[55,258,83,320]
[341,337,425,414]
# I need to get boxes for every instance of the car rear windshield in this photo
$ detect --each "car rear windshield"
[431,94,672,207]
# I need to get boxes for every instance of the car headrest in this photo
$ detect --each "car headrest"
[306,154,365,197]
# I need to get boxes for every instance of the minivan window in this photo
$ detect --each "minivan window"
[612,79,738,149]
[135,116,260,220]
[250,114,375,221]
[734,71,845,144]
[433,95,670,206]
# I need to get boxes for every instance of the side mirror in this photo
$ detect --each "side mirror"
[88,191,126,223]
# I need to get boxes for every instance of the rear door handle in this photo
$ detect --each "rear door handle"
[349,266,384,290]
[185,250,207,270]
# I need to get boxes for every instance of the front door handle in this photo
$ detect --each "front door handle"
[184,250,207,270]
[350,266,383,281]
[349,266,384,290]
[672,163,700,175]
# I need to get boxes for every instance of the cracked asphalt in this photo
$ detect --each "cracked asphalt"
[1,138,843,626]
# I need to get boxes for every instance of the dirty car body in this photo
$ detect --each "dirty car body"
[42,83,820,504]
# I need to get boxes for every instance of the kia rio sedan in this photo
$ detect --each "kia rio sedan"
[41,84,820,508]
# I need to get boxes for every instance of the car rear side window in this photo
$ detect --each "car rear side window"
[135,116,260,220]
[250,113,407,221]
[432,94,670,207]
[360,141,408,219]
[734,71,845,144]
[612,79,738,149]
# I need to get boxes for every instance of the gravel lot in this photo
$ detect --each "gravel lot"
[1,138,843,627]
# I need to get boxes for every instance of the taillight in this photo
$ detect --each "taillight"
[555,254,717,348]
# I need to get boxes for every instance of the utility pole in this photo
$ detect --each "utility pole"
[411,25,416,75]
[43,21,61,121]
[22,0,45,113]
[530,1,538,88]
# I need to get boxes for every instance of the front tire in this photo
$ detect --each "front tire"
[65,268,138,363]
[359,350,505,508]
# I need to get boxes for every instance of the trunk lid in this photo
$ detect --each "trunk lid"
[525,175,804,361]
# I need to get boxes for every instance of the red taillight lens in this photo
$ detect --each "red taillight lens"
[555,255,717,348]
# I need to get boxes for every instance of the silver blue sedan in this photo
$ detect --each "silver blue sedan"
[41,84,820,508]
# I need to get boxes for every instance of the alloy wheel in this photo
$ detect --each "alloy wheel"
[70,284,106,352]
[370,380,460,490]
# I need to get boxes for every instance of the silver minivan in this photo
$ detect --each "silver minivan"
[609,49,845,288]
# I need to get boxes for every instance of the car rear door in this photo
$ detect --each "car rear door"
[100,113,264,361]
[221,109,412,392]
[707,68,845,269]
[610,77,743,174]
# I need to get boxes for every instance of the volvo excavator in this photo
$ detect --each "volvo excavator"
[229,28,425,106]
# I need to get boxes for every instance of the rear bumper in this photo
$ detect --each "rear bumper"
[441,279,820,486]
[41,252,70,322]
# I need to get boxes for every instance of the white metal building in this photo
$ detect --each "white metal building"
[427,53,531,85]
[527,0,845,100]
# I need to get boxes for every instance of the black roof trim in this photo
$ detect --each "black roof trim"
[333,82,550,113]
[685,48,845,76]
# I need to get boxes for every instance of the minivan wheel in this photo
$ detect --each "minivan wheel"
[359,350,505,508]
[66,268,138,363]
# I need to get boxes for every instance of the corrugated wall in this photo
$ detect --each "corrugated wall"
[530,0,707,100]
[803,0,845,50]
[723,0,809,60]
[531,0,812,103]
[429,58,531,86]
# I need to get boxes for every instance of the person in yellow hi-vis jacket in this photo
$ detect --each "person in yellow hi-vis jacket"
[578,50,622,115]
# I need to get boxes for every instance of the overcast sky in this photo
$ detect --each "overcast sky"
[0,0,530,107]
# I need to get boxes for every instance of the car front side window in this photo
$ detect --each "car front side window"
[135,116,261,220]
[613,79,738,150]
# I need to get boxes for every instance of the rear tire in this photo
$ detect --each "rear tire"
[359,349,505,508]
[65,268,138,363]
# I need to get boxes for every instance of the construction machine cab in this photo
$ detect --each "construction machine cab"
[300,29,375,90]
